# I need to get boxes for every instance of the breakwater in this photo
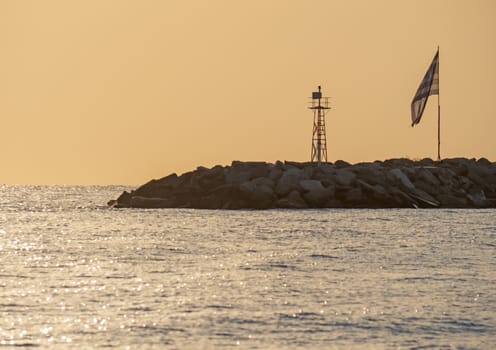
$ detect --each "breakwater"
[109,158,496,209]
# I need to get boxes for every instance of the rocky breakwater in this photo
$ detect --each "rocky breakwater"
[109,158,496,209]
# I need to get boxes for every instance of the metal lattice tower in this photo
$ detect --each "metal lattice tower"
[309,86,330,164]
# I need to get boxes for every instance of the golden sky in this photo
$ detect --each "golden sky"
[1,0,495,185]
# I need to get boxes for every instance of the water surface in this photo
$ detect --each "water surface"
[0,185,495,349]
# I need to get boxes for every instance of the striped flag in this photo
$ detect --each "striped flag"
[411,50,439,126]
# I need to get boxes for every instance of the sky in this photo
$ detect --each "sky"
[1,0,495,185]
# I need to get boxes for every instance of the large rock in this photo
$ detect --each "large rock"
[353,164,386,186]
[299,179,334,207]
[312,165,336,185]
[418,158,436,167]
[129,196,176,208]
[343,187,364,206]
[133,173,180,198]
[334,169,356,187]
[433,167,458,188]
[413,169,442,198]
[275,190,308,209]
[415,168,441,187]
[195,165,225,190]
[409,188,440,207]
[467,191,489,208]
[275,168,306,196]
[466,165,496,193]
[388,187,417,208]
[389,168,415,191]
[200,184,245,209]
[334,160,351,168]
[436,193,468,208]
[357,179,394,207]
[268,167,283,182]
[239,178,276,209]
[225,161,270,185]
[383,158,415,168]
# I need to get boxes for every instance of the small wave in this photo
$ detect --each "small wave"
[0,303,21,307]
[310,254,339,259]
[125,306,154,312]
[258,263,299,271]
[366,217,393,222]
[278,312,325,320]
[1,343,40,348]
[166,248,189,254]
[440,319,492,333]
[206,305,234,310]
[213,332,235,337]
[345,247,361,252]
[104,275,135,279]
[128,325,186,334]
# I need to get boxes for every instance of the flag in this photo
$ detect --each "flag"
[411,50,439,126]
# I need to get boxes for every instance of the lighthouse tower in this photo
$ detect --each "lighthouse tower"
[309,86,330,164]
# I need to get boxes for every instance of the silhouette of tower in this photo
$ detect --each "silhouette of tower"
[309,86,330,164]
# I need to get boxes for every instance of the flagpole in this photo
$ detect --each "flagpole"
[438,93,441,161]
[437,46,441,161]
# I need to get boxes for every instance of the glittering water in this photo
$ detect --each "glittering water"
[0,185,495,349]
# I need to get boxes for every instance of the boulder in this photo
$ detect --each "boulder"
[353,164,386,186]
[129,196,176,208]
[436,193,468,208]
[225,162,270,185]
[299,179,334,207]
[225,168,254,186]
[274,160,285,170]
[299,179,325,192]
[252,176,275,188]
[156,173,180,188]
[312,165,336,184]
[357,179,393,206]
[132,173,180,198]
[418,158,435,167]
[275,190,308,209]
[325,198,344,208]
[115,190,132,207]
[200,184,246,209]
[383,158,415,168]
[195,165,225,190]
[239,179,276,208]
[268,167,283,181]
[467,191,489,208]
[466,166,495,192]
[477,157,492,167]
[275,168,306,196]
[409,188,440,207]
[388,187,418,208]
[459,176,475,191]
[434,167,458,187]
[334,160,351,168]
[284,161,305,169]
[415,168,441,187]
[317,163,335,175]
[388,168,415,191]
[335,169,356,187]
[343,187,364,206]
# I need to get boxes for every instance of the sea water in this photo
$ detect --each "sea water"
[0,185,495,349]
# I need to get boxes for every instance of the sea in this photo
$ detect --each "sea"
[0,185,495,349]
